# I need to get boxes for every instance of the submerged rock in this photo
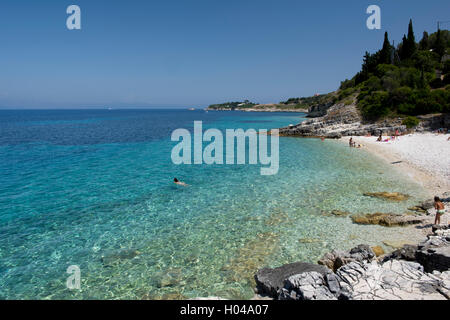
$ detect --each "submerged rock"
[330,210,352,217]
[223,232,279,287]
[383,240,416,249]
[363,192,410,201]
[100,249,140,266]
[350,212,426,227]
[408,206,428,214]
[298,238,321,243]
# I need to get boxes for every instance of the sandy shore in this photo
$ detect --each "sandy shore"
[340,133,450,197]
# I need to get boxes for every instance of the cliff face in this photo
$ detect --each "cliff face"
[417,113,450,131]
[279,103,413,138]
[306,101,335,118]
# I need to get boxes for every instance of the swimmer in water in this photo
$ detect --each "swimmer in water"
[174,178,188,187]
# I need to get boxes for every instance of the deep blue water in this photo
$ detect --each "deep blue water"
[0,109,427,299]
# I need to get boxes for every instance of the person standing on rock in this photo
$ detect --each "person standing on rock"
[434,196,445,225]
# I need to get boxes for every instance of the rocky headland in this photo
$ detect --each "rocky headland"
[207,103,308,113]
[278,102,450,138]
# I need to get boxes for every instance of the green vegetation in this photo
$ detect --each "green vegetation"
[402,116,420,128]
[207,100,257,110]
[341,20,450,121]
[279,93,337,109]
[208,21,449,119]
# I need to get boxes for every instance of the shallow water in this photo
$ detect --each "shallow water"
[0,109,428,299]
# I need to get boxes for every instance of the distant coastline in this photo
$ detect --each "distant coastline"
[206,101,310,113]
[206,106,308,113]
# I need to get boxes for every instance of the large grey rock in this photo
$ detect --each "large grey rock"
[318,244,375,272]
[349,244,375,261]
[277,259,449,300]
[278,272,337,300]
[254,262,331,298]
[432,224,450,233]
[416,236,450,273]
[382,244,418,263]
[335,260,448,300]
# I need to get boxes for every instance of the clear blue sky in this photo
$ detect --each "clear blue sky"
[0,0,449,108]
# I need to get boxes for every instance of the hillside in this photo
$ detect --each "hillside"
[208,21,449,130]
[279,21,450,137]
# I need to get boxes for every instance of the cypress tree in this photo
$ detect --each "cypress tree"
[405,19,417,58]
[419,31,429,50]
[380,32,392,64]
[435,29,445,58]
[399,34,408,60]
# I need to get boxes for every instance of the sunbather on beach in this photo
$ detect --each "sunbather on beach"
[174,178,189,187]
[434,196,445,225]
[377,133,382,142]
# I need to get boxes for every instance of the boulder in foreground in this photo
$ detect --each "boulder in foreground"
[254,262,330,297]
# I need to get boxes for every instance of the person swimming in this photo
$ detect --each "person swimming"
[349,137,356,147]
[434,196,445,225]
[174,178,188,187]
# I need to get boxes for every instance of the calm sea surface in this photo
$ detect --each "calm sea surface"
[0,109,427,299]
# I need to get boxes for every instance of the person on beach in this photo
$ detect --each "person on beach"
[434,196,445,225]
[377,133,382,142]
[394,129,399,140]
[174,178,188,187]
[349,137,353,147]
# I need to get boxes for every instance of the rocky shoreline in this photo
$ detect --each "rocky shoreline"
[252,193,450,300]
[278,102,450,138]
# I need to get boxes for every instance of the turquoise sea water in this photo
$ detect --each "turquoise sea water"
[0,109,428,299]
